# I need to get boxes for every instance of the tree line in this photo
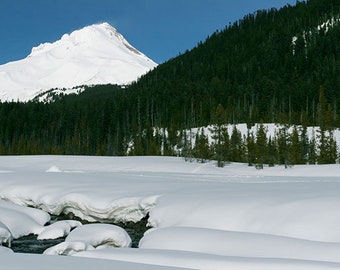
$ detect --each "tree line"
[0,85,338,167]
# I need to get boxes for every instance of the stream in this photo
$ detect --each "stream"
[10,214,150,253]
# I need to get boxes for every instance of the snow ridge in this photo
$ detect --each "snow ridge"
[0,23,157,101]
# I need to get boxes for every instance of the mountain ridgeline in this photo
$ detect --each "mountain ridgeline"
[0,0,339,164]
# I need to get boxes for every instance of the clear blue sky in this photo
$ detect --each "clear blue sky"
[0,0,297,64]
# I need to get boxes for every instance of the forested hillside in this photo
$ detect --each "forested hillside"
[129,0,339,128]
[0,0,339,165]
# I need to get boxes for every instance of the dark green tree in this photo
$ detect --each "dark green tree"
[255,123,268,166]
[246,130,256,166]
[230,125,245,162]
[193,128,211,163]
[289,125,303,165]
[209,104,228,167]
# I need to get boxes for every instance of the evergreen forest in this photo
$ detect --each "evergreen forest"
[0,0,339,166]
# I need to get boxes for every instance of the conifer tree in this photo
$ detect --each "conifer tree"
[246,130,256,166]
[276,124,290,167]
[230,125,244,162]
[267,136,277,166]
[300,124,309,164]
[209,104,228,167]
[308,129,317,164]
[255,123,268,166]
[182,129,194,162]
[289,125,303,165]
[317,86,337,164]
[193,128,211,163]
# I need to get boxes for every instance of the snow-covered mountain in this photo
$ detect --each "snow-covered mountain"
[0,23,157,101]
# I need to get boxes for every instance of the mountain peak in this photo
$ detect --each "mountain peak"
[29,22,143,58]
[0,23,157,101]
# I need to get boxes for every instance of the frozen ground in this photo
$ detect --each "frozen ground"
[1,155,340,269]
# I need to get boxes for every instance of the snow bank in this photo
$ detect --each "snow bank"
[65,224,132,248]
[37,220,82,240]
[4,252,185,270]
[46,165,62,173]
[0,200,49,238]
[76,248,340,270]
[147,182,340,242]
[140,227,340,263]
[44,241,94,256]
[44,224,132,256]
[0,221,12,246]
[0,246,13,253]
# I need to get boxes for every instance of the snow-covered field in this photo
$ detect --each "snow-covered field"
[1,155,340,269]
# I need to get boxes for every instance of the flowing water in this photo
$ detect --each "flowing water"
[11,215,150,253]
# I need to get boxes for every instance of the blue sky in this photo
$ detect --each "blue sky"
[0,0,297,64]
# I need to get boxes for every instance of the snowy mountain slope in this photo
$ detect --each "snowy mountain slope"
[0,23,157,101]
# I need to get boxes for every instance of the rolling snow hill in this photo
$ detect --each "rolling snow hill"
[0,23,157,101]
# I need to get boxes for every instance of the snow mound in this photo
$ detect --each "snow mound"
[65,224,132,248]
[75,247,340,270]
[46,165,62,173]
[139,227,340,263]
[0,246,13,253]
[37,220,82,240]
[45,224,132,256]
[0,221,12,246]
[44,241,94,256]
[0,200,49,238]
[6,252,184,270]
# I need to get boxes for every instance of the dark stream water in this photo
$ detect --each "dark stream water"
[10,215,150,253]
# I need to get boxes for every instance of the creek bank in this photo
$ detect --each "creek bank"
[10,214,150,253]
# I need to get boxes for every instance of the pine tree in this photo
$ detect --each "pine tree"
[300,124,309,164]
[289,125,303,165]
[267,136,277,166]
[317,86,337,164]
[182,129,194,162]
[276,124,290,167]
[230,125,244,162]
[308,129,317,164]
[209,104,228,167]
[246,130,256,166]
[193,128,211,163]
[255,123,268,166]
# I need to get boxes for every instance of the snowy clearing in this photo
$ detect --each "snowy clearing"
[1,155,340,269]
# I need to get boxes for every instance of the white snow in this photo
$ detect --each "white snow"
[0,200,49,239]
[43,241,95,256]
[0,221,12,246]
[44,224,131,255]
[189,123,340,148]
[65,224,132,248]
[3,252,185,270]
[1,155,340,269]
[75,248,340,270]
[139,226,340,263]
[0,22,157,101]
[46,165,63,173]
[37,220,82,240]
[0,246,13,253]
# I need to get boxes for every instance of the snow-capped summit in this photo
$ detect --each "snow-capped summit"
[0,23,157,101]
